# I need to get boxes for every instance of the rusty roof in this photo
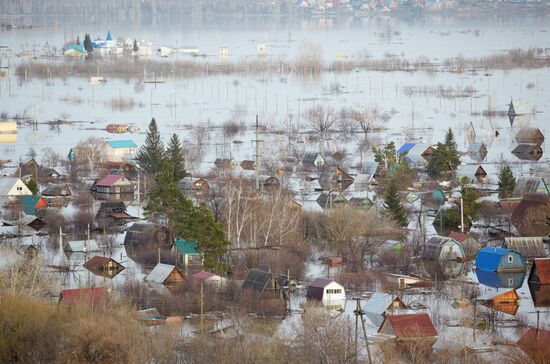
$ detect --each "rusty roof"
[383,313,438,338]
[532,258,550,284]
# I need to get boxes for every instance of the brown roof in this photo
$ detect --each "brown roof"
[384,313,438,338]
[448,231,470,244]
[517,328,550,355]
[240,160,256,170]
[533,258,550,284]
[83,256,125,277]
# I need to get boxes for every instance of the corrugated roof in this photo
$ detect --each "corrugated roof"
[397,143,415,155]
[517,328,550,355]
[106,140,137,149]
[512,144,542,161]
[504,237,546,259]
[513,176,547,196]
[383,313,437,338]
[59,287,106,304]
[146,263,181,285]
[96,174,125,187]
[83,256,125,278]
[515,127,544,145]
[65,239,100,252]
[532,258,550,284]
[21,195,48,215]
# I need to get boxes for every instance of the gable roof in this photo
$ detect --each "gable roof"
[59,287,106,304]
[146,263,183,284]
[83,256,125,277]
[475,247,514,271]
[448,231,472,244]
[530,258,550,284]
[365,293,408,316]
[241,269,272,294]
[173,240,201,255]
[192,271,217,281]
[397,143,415,155]
[512,144,542,161]
[96,174,127,187]
[504,237,546,259]
[308,277,335,289]
[513,176,547,197]
[0,177,31,196]
[424,236,461,260]
[382,313,437,338]
[21,195,48,215]
[65,239,100,252]
[105,140,137,149]
[515,127,544,145]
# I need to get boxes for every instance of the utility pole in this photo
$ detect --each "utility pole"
[253,115,262,192]
[353,298,372,364]
[460,197,464,233]
[200,283,205,334]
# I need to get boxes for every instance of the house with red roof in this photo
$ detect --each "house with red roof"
[191,271,227,289]
[92,174,134,195]
[59,287,107,306]
[378,313,438,342]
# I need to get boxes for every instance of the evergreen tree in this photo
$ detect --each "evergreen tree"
[427,128,461,177]
[383,178,408,227]
[136,118,165,175]
[25,179,39,195]
[144,163,229,272]
[373,141,397,170]
[83,34,93,54]
[441,177,481,230]
[498,164,516,200]
[133,39,139,53]
[76,36,80,45]
[165,133,188,181]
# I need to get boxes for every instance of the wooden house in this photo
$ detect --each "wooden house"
[398,143,436,166]
[475,247,526,273]
[59,287,107,305]
[478,289,520,315]
[316,191,348,209]
[0,176,32,196]
[17,243,39,259]
[96,201,136,226]
[528,282,550,307]
[512,144,543,161]
[241,269,281,300]
[16,159,60,181]
[318,166,354,192]
[511,196,550,236]
[513,177,548,198]
[123,222,165,246]
[455,165,488,184]
[104,140,137,162]
[93,175,134,195]
[504,237,547,259]
[172,240,203,270]
[83,256,125,279]
[179,177,210,196]
[528,258,550,307]
[306,278,346,311]
[21,195,48,215]
[214,158,236,170]
[102,161,138,180]
[41,183,72,197]
[364,293,410,329]
[378,313,438,342]
[301,152,326,170]
[515,127,544,145]
[145,263,185,285]
[448,231,479,252]
[423,236,465,262]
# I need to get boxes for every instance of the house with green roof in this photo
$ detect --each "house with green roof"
[21,195,48,215]
[172,240,203,270]
[104,140,138,162]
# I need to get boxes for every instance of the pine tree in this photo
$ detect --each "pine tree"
[136,118,165,174]
[165,133,188,181]
[427,128,461,177]
[498,164,516,200]
[83,34,93,54]
[133,39,139,53]
[25,178,39,195]
[384,178,408,227]
[76,36,80,45]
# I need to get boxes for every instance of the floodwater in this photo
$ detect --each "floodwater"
[0,14,549,175]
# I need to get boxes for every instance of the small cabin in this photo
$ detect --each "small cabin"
[93,175,134,195]
[515,127,544,145]
[423,236,465,262]
[528,258,550,285]
[172,240,203,269]
[318,166,354,192]
[475,247,526,273]
[104,140,137,162]
[21,195,48,215]
[41,184,72,197]
[145,263,185,285]
[241,269,281,300]
[512,144,543,161]
[83,256,125,279]
[191,271,227,289]
[17,243,40,259]
[378,313,438,342]
[456,165,488,184]
[179,177,210,196]
[306,277,346,310]
[0,176,32,197]
[477,289,520,315]
[64,239,100,253]
[364,293,409,329]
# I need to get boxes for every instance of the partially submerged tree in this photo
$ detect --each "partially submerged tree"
[442,177,481,230]
[384,178,409,227]
[165,133,187,182]
[498,164,516,200]
[136,118,165,175]
[428,128,461,177]
[83,33,93,54]
[73,137,105,177]
[305,105,336,134]
[373,141,397,170]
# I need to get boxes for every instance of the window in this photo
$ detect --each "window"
[326,289,342,294]
[508,255,514,264]
[508,278,514,286]
[17,186,22,191]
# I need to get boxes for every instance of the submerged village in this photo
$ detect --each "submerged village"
[2,3,550,364]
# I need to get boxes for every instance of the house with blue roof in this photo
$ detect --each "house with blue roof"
[104,140,137,162]
[475,247,526,273]
[172,240,203,270]
[397,143,436,166]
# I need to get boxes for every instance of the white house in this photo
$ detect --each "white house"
[424,236,465,262]
[104,140,137,162]
[306,277,346,310]
[0,177,32,196]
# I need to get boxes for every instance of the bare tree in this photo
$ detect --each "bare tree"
[41,147,61,167]
[73,137,105,178]
[306,105,336,134]
[224,177,255,249]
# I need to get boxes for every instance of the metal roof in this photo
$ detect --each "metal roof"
[360,161,379,175]
[241,269,272,294]
[173,240,201,255]
[475,247,516,271]
[64,239,100,252]
[530,258,550,284]
[397,143,415,155]
[513,176,547,196]
[504,237,546,259]
[382,313,437,338]
[146,263,181,284]
[105,140,137,149]
[96,174,127,187]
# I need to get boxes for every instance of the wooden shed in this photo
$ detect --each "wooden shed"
[511,144,543,161]
[306,277,346,311]
[478,289,520,315]
[83,256,125,279]
[378,313,438,342]
[475,247,526,273]
[364,293,410,329]
[145,263,185,285]
[515,127,544,145]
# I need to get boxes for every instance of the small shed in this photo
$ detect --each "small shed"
[83,256,125,279]
[478,289,520,316]
[21,195,48,215]
[515,127,544,145]
[123,222,165,245]
[64,239,100,253]
[504,237,547,259]
[145,263,185,285]
[475,247,526,273]
[179,177,210,196]
[455,165,488,184]
[96,201,136,226]
[241,269,280,299]
[318,166,354,192]
[172,240,203,268]
[316,191,348,209]
[191,271,227,289]
[306,277,346,309]
[41,184,72,197]
[512,176,548,197]
[364,293,409,329]
[511,144,543,161]
[17,243,40,259]
[475,269,525,289]
[59,287,106,305]
[378,313,438,341]
[301,152,325,170]
[466,142,488,162]
[423,236,465,262]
